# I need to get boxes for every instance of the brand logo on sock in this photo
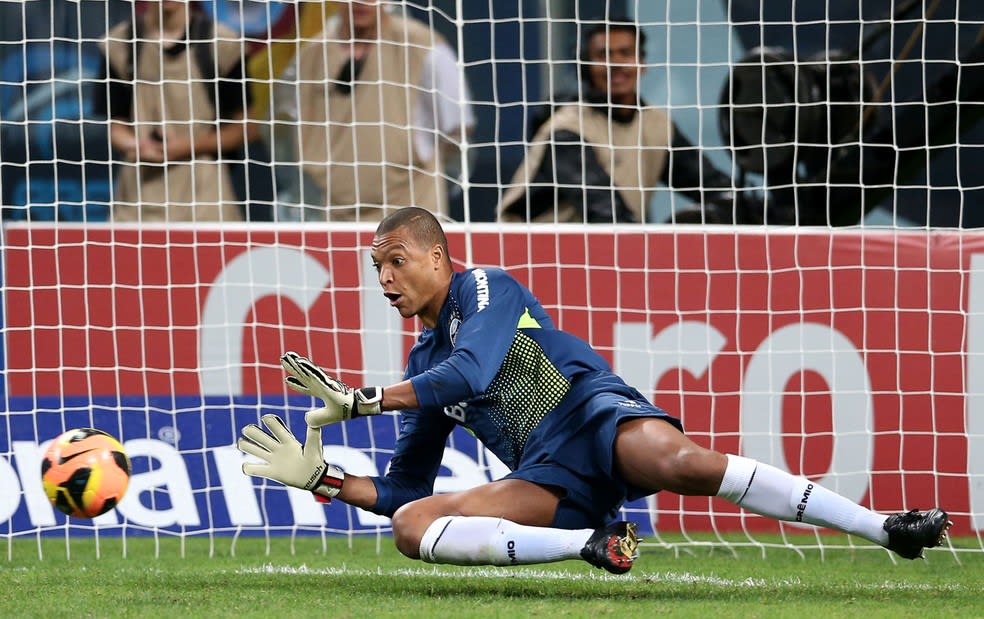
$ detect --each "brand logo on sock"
[795,483,814,522]
[506,540,517,564]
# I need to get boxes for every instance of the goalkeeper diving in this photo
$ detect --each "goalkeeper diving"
[237,207,951,574]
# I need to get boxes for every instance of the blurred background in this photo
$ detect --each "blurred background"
[1,0,982,226]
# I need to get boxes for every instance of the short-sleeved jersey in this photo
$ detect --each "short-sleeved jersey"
[370,268,614,516]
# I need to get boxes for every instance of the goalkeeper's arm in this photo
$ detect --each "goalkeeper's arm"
[238,407,448,516]
[237,414,381,509]
[306,379,420,427]
[327,472,379,509]
[369,380,418,411]
[281,351,420,427]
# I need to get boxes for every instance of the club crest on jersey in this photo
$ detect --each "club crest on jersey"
[449,317,461,346]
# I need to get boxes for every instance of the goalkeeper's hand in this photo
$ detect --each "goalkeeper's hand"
[280,351,383,427]
[237,414,344,501]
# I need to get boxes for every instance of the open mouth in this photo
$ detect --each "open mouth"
[384,292,402,306]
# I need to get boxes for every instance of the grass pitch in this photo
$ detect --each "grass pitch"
[2,535,981,619]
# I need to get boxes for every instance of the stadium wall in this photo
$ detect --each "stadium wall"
[1,224,982,538]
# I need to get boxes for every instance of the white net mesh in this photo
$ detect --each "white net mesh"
[1,0,982,559]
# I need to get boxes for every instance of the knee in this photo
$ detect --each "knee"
[662,445,727,495]
[615,418,728,495]
[390,504,422,559]
[390,502,435,560]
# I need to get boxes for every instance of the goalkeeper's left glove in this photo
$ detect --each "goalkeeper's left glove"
[237,414,345,501]
[280,351,383,427]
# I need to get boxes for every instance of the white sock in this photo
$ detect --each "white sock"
[417,516,594,566]
[716,454,889,546]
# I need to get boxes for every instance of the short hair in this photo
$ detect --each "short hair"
[375,207,449,257]
[578,17,647,82]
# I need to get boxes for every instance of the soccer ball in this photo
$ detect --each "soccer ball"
[41,428,131,518]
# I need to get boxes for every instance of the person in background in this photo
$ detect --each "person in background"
[97,0,250,222]
[498,18,745,224]
[283,0,474,221]
[244,1,335,221]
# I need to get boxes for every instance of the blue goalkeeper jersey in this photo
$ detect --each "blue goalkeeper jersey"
[370,267,615,517]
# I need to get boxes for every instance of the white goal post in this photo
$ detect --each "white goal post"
[1,1,983,559]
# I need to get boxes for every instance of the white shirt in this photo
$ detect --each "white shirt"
[413,40,475,160]
[274,23,474,163]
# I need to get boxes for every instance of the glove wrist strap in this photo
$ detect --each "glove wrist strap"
[312,463,345,503]
[354,386,384,417]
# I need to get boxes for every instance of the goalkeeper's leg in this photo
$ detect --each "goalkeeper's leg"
[614,417,949,558]
[392,479,633,572]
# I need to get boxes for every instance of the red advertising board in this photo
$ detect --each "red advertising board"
[4,226,982,533]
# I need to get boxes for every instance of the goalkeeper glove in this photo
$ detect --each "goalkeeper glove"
[280,351,383,427]
[238,414,345,501]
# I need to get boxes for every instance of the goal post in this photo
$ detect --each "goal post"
[1,0,983,560]
[3,224,982,558]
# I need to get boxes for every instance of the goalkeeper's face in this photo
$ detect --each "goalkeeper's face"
[370,227,450,328]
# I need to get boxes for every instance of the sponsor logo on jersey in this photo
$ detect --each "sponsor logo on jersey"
[443,401,468,422]
[473,269,490,312]
[449,316,461,346]
[617,400,642,408]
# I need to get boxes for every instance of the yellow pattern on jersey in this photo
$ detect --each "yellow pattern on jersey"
[484,323,570,464]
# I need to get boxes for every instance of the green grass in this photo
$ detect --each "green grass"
[1,535,981,619]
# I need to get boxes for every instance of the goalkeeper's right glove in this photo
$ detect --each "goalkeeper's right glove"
[280,351,383,427]
[237,414,345,502]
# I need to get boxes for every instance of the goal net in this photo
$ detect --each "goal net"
[2,0,983,560]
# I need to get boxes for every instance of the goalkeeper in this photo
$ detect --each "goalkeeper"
[238,206,951,574]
